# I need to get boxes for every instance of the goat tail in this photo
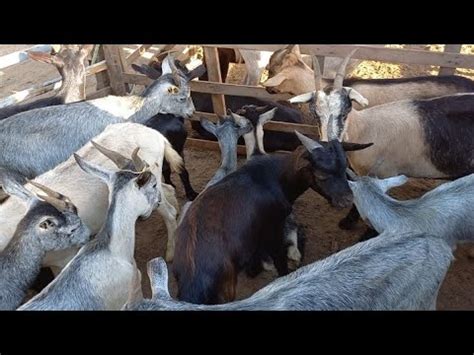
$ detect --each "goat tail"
[164,139,183,174]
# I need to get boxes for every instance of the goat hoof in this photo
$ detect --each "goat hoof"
[338,217,357,230]
[287,259,301,272]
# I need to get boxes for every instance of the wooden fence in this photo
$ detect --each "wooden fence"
[1,44,473,153]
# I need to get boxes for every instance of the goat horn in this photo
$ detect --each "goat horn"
[295,130,323,151]
[131,147,147,172]
[91,141,131,169]
[166,54,182,88]
[346,168,358,180]
[27,180,76,212]
[35,193,70,212]
[28,180,67,201]
[334,48,358,89]
[312,56,323,92]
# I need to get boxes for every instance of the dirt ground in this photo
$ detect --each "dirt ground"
[135,148,474,310]
[1,45,474,309]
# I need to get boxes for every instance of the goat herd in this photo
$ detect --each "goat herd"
[0,44,473,310]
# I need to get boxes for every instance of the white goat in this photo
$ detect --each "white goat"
[0,123,182,274]
[19,148,160,310]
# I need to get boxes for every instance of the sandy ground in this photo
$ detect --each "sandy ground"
[1,45,474,309]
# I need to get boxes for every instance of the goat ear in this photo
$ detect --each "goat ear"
[287,44,301,56]
[344,87,369,107]
[200,117,217,136]
[258,107,277,124]
[161,55,175,75]
[0,168,32,203]
[294,147,311,171]
[80,45,94,58]
[148,257,171,298]
[288,91,315,104]
[379,175,409,192]
[74,154,113,184]
[342,142,373,152]
[28,51,64,67]
[262,72,287,88]
[186,64,206,81]
[131,63,161,80]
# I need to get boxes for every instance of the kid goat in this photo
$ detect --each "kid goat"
[19,146,160,310]
[0,169,90,310]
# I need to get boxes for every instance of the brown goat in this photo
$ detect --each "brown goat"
[173,132,372,304]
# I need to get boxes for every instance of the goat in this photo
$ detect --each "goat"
[289,50,474,230]
[19,146,160,310]
[200,116,252,189]
[0,171,90,310]
[0,123,182,274]
[173,132,372,304]
[177,114,252,225]
[0,55,193,179]
[228,107,306,269]
[132,61,305,153]
[126,229,452,310]
[0,45,93,120]
[347,171,474,248]
[265,45,474,109]
[143,113,198,200]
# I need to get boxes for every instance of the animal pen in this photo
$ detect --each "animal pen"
[2,44,474,155]
[2,44,474,310]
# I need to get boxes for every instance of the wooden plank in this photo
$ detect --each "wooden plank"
[439,44,463,76]
[102,45,127,95]
[203,47,226,116]
[190,112,319,136]
[215,44,474,70]
[126,44,153,64]
[185,138,248,155]
[0,78,62,108]
[0,45,52,70]
[121,73,291,101]
[0,61,108,106]
[87,60,107,75]
[93,46,110,91]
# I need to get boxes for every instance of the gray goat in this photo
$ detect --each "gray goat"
[125,229,452,310]
[177,114,251,223]
[347,171,474,248]
[0,55,195,179]
[19,145,160,310]
[0,170,90,310]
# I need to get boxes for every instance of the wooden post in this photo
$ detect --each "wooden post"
[92,45,110,91]
[203,46,226,116]
[439,44,463,76]
[103,45,128,95]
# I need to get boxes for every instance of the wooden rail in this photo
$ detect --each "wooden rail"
[1,43,474,155]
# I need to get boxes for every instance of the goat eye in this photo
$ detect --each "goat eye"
[39,219,56,230]
[167,86,179,94]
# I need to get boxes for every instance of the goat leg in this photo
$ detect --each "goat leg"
[338,204,361,230]
[162,160,175,188]
[179,165,198,201]
[157,195,178,262]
